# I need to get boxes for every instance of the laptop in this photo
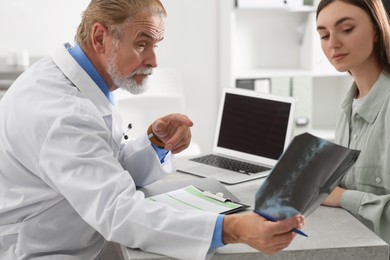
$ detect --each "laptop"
[177,87,296,185]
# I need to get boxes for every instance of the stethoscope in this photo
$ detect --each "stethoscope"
[123,123,132,140]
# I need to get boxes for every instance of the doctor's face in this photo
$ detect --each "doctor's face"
[316,1,378,74]
[106,14,165,94]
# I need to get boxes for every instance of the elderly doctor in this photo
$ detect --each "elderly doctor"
[0,0,304,259]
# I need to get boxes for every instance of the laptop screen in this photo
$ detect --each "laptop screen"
[217,92,292,160]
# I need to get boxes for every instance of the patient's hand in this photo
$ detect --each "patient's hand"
[322,186,345,207]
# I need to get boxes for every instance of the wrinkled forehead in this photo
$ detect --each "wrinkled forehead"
[127,13,165,42]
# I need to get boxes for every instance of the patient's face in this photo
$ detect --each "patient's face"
[316,1,377,74]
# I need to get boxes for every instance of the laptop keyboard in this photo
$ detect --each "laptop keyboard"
[190,154,270,175]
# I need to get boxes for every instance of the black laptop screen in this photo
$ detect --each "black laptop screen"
[217,93,291,160]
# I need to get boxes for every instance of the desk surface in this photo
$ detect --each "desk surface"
[123,172,389,260]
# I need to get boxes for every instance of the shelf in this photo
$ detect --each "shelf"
[219,0,347,136]
[307,128,336,141]
[0,79,14,90]
[235,68,349,79]
[235,0,316,12]
[0,57,41,79]
[236,5,316,12]
[294,127,336,141]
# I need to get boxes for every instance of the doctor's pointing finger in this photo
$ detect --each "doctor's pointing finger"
[150,113,193,153]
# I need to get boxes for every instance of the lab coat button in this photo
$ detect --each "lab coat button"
[353,134,357,139]
[375,177,382,184]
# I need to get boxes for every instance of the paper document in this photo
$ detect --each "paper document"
[147,185,247,214]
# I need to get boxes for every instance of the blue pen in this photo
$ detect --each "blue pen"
[254,211,308,237]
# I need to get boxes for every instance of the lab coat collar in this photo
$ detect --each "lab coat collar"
[51,43,112,117]
[67,44,114,105]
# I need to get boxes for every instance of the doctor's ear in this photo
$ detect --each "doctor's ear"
[90,23,109,54]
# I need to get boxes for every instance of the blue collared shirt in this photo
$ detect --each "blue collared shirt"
[211,214,224,249]
[67,44,224,248]
[67,44,113,104]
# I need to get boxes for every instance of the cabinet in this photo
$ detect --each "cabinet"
[0,79,17,102]
[218,0,352,140]
[0,57,30,100]
[0,57,38,101]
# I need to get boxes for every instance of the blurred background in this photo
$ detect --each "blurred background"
[1,0,389,155]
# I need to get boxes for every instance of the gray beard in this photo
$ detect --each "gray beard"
[106,50,152,95]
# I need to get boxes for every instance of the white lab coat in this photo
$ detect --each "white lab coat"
[0,44,218,260]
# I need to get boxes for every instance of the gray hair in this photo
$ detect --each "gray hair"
[75,0,167,49]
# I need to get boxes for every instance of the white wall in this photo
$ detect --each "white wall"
[158,0,219,153]
[0,0,90,57]
[0,0,219,153]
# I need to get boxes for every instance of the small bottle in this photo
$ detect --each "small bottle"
[17,49,30,68]
[6,49,17,67]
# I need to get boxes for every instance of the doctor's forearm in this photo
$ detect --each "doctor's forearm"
[222,213,303,255]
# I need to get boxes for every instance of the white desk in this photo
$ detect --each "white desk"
[123,172,388,260]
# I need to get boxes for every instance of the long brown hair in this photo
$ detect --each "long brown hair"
[317,0,390,74]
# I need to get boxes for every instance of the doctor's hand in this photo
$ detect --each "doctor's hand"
[150,113,193,154]
[222,213,304,255]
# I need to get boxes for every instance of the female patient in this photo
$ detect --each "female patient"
[316,0,390,244]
